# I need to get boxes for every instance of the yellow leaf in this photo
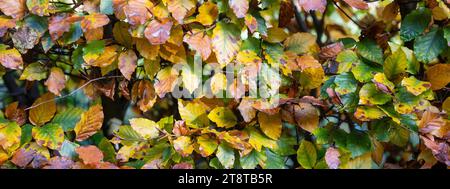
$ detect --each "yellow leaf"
[74,105,104,141]
[211,21,241,67]
[401,76,431,96]
[284,32,319,55]
[195,2,218,26]
[208,107,237,128]
[210,73,228,95]
[294,103,319,133]
[264,27,289,43]
[136,38,160,60]
[29,93,56,126]
[178,100,209,128]
[258,112,282,140]
[426,64,450,90]
[354,106,386,121]
[129,118,160,139]
[173,136,194,157]
[0,122,21,152]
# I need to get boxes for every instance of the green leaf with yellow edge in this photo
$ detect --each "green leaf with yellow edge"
[129,118,160,140]
[359,83,392,105]
[384,49,408,79]
[195,1,218,26]
[178,100,209,128]
[401,76,431,96]
[354,106,386,121]
[32,123,64,150]
[216,142,235,169]
[393,86,423,114]
[336,50,359,74]
[258,112,282,140]
[356,39,383,64]
[284,32,319,55]
[373,73,395,93]
[173,136,194,157]
[352,61,382,83]
[82,40,105,65]
[29,93,56,126]
[19,62,47,81]
[248,127,277,152]
[0,122,21,152]
[114,125,144,145]
[334,72,357,95]
[297,140,317,169]
[208,107,237,128]
[211,21,241,67]
[196,134,218,157]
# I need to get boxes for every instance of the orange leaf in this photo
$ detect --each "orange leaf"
[45,67,66,96]
[81,13,110,32]
[0,17,15,37]
[118,50,137,80]
[144,18,173,45]
[0,0,26,20]
[114,0,153,25]
[183,31,212,61]
[165,0,195,24]
[343,0,369,10]
[75,145,104,165]
[74,105,104,141]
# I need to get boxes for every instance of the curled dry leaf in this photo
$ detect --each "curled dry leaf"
[74,105,104,141]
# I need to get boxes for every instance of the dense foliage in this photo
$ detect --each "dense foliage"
[0,0,449,169]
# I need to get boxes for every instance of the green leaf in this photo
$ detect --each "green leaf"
[20,124,33,146]
[216,142,235,169]
[359,83,392,105]
[240,150,266,169]
[400,8,432,42]
[32,123,64,150]
[336,50,359,74]
[98,137,116,163]
[52,107,84,132]
[388,124,410,147]
[19,62,47,81]
[60,22,83,45]
[334,72,358,95]
[384,49,407,79]
[263,148,287,169]
[100,0,113,15]
[356,39,383,64]
[82,40,105,64]
[59,140,79,159]
[352,61,382,83]
[208,107,237,128]
[297,140,317,169]
[414,28,446,63]
[114,125,144,145]
[346,131,372,158]
[196,134,218,157]
[129,118,160,140]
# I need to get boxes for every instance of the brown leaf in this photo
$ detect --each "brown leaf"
[118,50,137,80]
[172,120,190,137]
[45,67,66,96]
[4,101,27,126]
[319,42,344,60]
[294,102,319,133]
[0,0,27,20]
[325,147,341,169]
[144,18,173,45]
[12,26,40,54]
[48,14,82,41]
[119,80,130,100]
[343,0,369,10]
[420,136,450,166]
[76,145,104,165]
[84,27,104,42]
[114,0,153,25]
[183,31,212,61]
[229,0,249,18]
[381,2,399,23]
[29,93,56,126]
[279,0,295,28]
[419,108,448,139]
[74,105,104,141]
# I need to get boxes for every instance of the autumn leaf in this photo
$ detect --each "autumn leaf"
[75,145,104,165]
[297,140,317,169]
[118,50,137,80]
[325,147,340,169]
[0,0,27,20]
[208,107,237,128]
[144,18,173,45]
[195,2,218,26]
[165,0,195,24]
[120,0,153,25]
[129,118,160,139]
[284,32,319,55]
[173,136,194,157]
[81,13,110,32]
[29,93,56,126]
[48,14,73,41]
[229,0,249,18]
[211,21,241,67]
[45,67,66,96]
[258,112,282,140]
[343,0,369,10]
[183,30,212,61]
[295,0,327,13]
[0,47,24,70]
[26,0,49,16]
[426,64,450,90]
[32,123,64,150]
[0,17,16,37]
[154,67,179,98]
[294,103,319,133]
[74,105,104,141]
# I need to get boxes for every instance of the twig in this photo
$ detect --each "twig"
[25,75,124,110]
[332,1,365,29]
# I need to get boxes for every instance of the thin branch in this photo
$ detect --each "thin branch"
[332,1,365,29]
[25,75,124,110]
